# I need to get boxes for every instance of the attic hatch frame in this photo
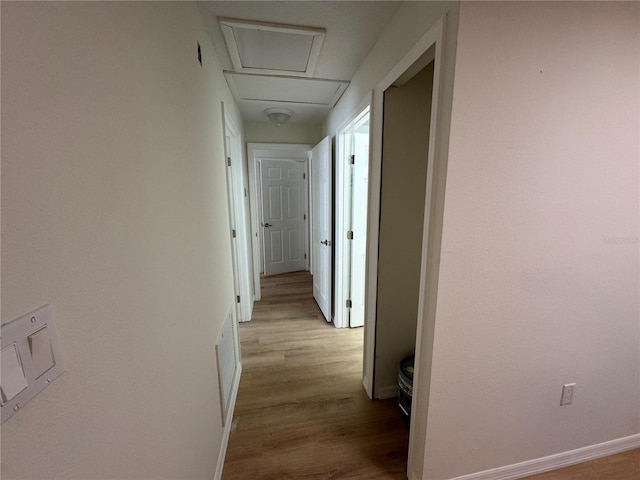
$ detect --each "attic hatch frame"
[219,17,326,77]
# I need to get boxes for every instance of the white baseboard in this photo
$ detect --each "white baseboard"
[362,376,373,399]
[377,384,399,399]
[449,434,640,480]
[213,363,242,480]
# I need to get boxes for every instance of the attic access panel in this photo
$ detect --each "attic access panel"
[223,72,349,107]
[219,18,325,77]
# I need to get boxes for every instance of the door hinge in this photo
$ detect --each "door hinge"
[227,157,231,167]
[349,154,355,165]
[232,229,236,238]
[347,230,353,240]
[304,214,307,220]
[236,295,241,304]
[304,253,307,259]
[303,172,306,180]
[346,299,352,308]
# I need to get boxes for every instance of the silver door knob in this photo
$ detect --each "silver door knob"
[264,223,272,228]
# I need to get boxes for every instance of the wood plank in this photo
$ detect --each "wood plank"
[222,271,409,479]
[522,449,639,480]
[222,271,639,480]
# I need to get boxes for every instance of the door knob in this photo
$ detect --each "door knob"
[264,223,272,228]
[321,239,332,246]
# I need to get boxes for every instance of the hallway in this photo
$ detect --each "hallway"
[222,271,409,479]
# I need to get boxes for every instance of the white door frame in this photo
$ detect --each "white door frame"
[223,103,253,327]
[334,100,371,329]
[366,15,447,479]
[248,143,313,300]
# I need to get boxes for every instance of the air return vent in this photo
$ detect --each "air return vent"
[215,306,239,425]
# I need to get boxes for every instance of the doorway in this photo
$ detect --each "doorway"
[364,16,447,480]
[248,143,313,301]
[335,106,370,329]
[374,61,434,399]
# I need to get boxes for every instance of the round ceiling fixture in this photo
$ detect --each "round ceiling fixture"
[264,108,293,125]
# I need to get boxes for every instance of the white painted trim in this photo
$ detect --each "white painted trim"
[407,15,446,480]
[362,376,372,399]
[247,143,314,300]
[366,13,447,479]
[213,362,243,480]
[219,18,325,78]
[376,385,399,400]
[334,97,371,329]
[223,106,254,322]
[224,72,349,108]
[449,434,640,480]
[364,85,383,398]
[365,14,445,399]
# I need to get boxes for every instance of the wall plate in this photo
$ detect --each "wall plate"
[1,305,65,423]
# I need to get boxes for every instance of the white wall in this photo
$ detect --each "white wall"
[244,121,322,145]
[323,2,458,136]
[423,2,640,478]
[375,64,433,395]
[1,2,242,478]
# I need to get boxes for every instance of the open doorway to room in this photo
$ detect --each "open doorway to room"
[247,143,314,301]
[374,59,435,400]
[335,105,371,329]
[364,17,447,480]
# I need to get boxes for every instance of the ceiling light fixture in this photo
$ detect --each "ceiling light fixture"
[264,108,293,125]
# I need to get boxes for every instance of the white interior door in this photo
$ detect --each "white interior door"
[311,136,332,321]
[224,110,254,322]
[349,126,370,327]
[261,159,307,276]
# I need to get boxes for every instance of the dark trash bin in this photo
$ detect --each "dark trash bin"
[398,355,414,423]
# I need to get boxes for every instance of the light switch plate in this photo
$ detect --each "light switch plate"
[1,305,65,423]
[1,344,29,402]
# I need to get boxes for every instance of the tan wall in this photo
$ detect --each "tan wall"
[1,2,241,478]
[423,2,640,478]
[244,121,322,145]
[375,64,434,395]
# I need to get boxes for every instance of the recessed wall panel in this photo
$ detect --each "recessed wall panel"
[267,166,282,179]
[270,231,283,263]
[287,187,299,219]
[268,185,282,220]
[289,230,301,260]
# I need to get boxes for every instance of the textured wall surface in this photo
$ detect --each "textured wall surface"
[424,2,640,478]
[244,121,323,145]
[1,2,241,478]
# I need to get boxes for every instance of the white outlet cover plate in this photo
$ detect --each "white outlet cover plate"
[561,382,576,406]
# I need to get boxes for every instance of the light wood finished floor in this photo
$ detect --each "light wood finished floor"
[222,271,409,479]
[222,271,640,480]
[523,449,639,480]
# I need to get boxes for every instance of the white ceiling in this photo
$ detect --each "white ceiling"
[198,1,402,124]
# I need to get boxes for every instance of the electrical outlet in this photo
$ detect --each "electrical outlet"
[561,383,576,405]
